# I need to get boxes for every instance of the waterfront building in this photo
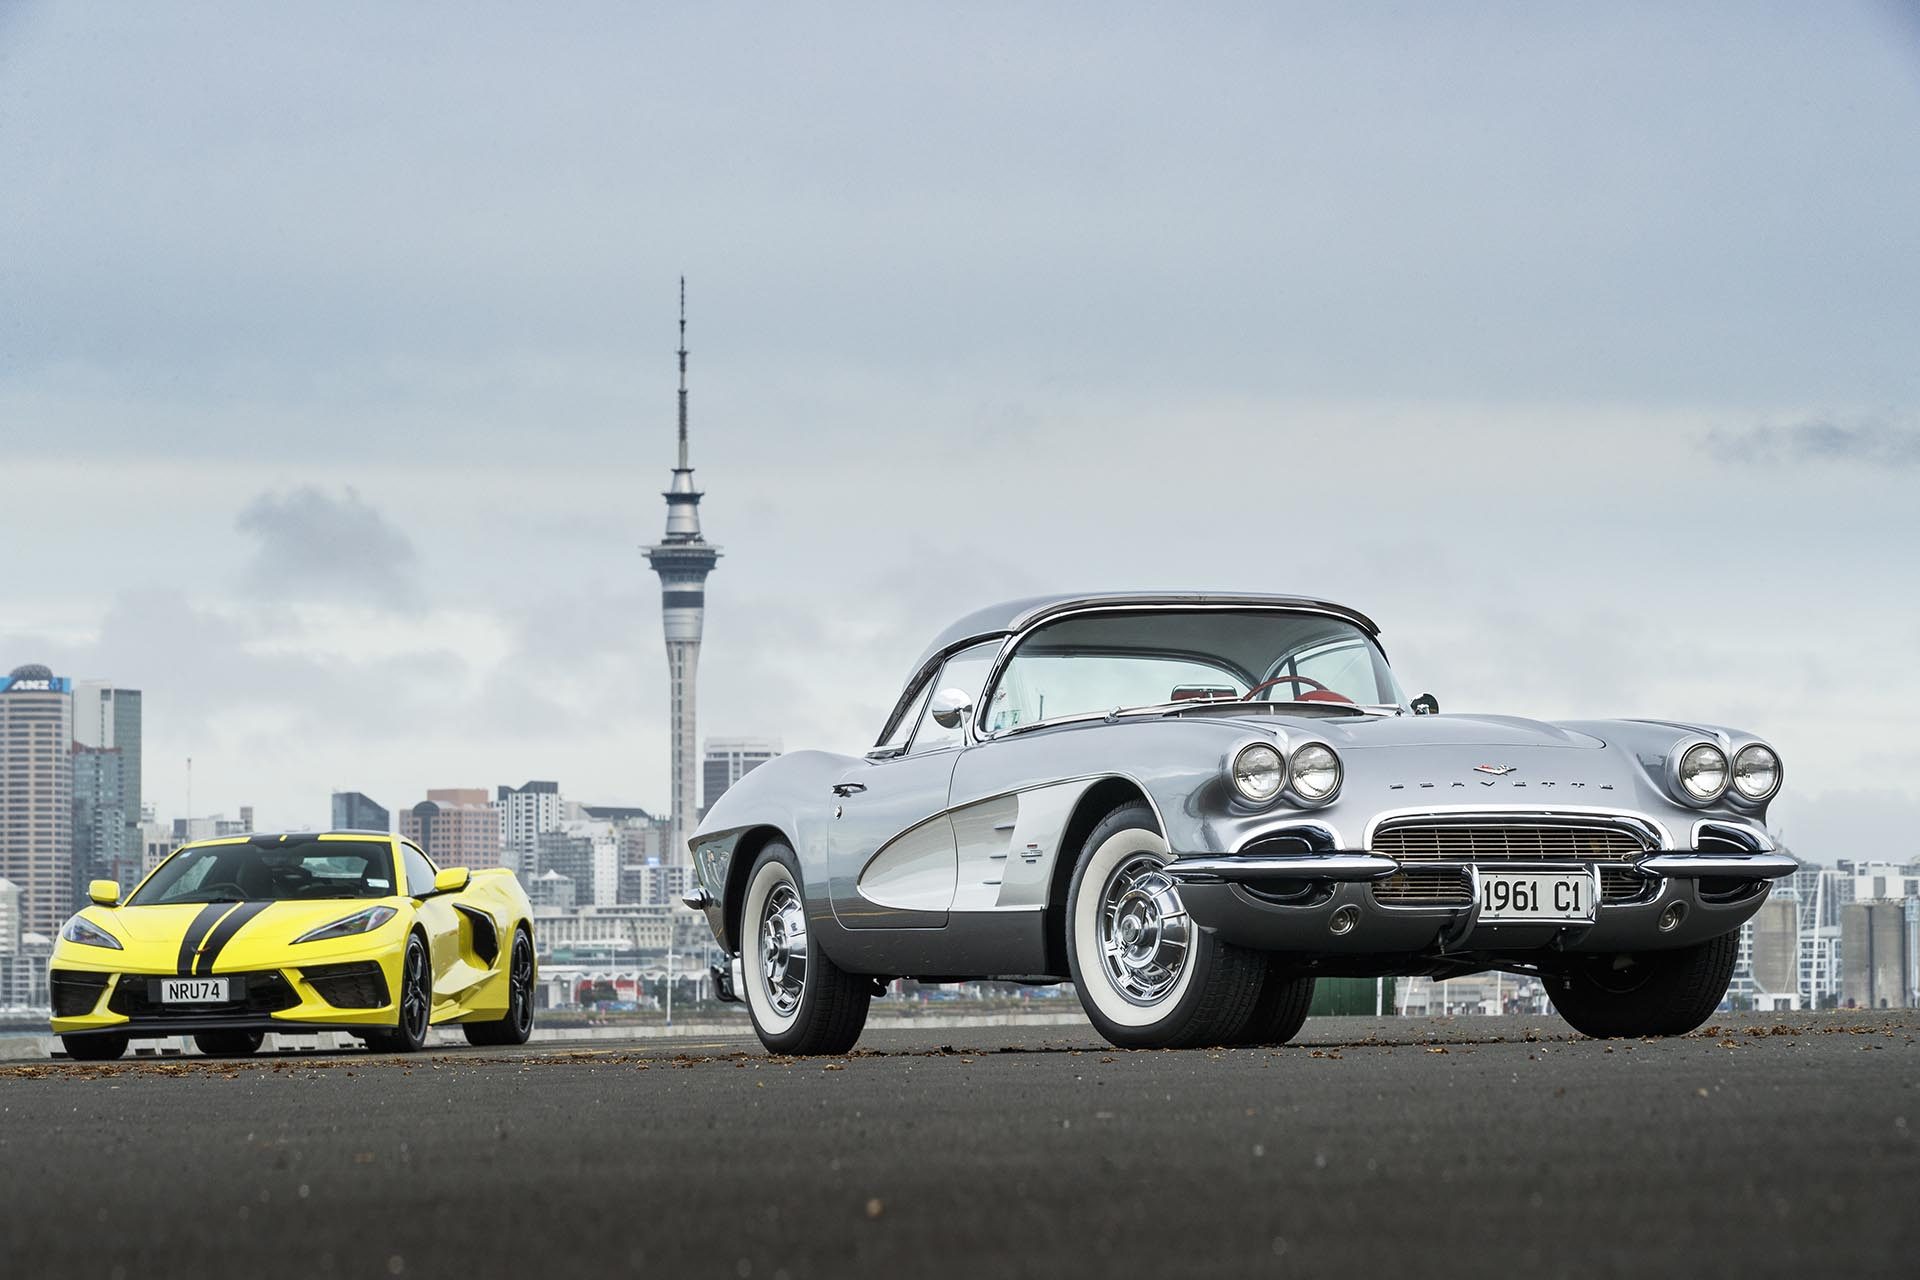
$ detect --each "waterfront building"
[703,737,781,813]
[497,780,562,879]
[0,664,74,939]
[401,788,505,871]
[330,791,390,833]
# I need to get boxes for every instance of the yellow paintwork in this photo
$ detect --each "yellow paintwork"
[49,832,534,1039]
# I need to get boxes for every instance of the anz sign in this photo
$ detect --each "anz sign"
[0,675,71,694]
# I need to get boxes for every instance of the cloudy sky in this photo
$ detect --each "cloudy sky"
[2,3,1916,859]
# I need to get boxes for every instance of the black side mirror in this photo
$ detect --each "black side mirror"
[1412,693,1440,716]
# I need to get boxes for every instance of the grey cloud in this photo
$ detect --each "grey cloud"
[235,486,417,605]
[1701,419,1920,469]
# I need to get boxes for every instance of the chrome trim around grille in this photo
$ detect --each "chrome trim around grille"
[1373,821,1647,864]
[1167,853,1399,884]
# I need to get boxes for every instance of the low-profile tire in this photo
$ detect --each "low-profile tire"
[365,933,433,1054]
[1228,963,1315,1047]
[1065,801,1265,1050]
[464,927,536,1047]
[61,1033,129,1061]
[193,1030,265,1058]
[739,840,869,1056]
[1545,933,1738,1038]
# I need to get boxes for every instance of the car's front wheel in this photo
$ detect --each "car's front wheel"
[193,1030,265,1058]
[1545,933,1738,1038]
[1229,964,1315,1047]
[365,934,433,1053]
[1065,802,1264,1050]
[740,841,868,1055]
[464,928,535,1047]
[61,1033,128,1061]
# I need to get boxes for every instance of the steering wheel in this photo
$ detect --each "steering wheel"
[1241,674,1353,704]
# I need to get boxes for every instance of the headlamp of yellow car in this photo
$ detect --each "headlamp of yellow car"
[293,904,397,945]
[60,915,123,950]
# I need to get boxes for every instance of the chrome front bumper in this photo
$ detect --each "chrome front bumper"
[1166,848,1799,886]
[1167,845,1797,957]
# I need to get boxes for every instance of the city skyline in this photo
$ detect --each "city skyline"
[3,6,1918,860]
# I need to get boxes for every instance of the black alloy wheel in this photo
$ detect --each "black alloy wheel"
[464,928,536,1047]
[193,1029,266,1058]
[60,1033,129,1061]
[367,934,433,1053]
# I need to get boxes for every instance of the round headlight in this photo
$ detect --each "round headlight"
[1231,743,1285,803]
[1732,744,1781,801]
[1290,743,1342,802]
[1677,742,1729,802]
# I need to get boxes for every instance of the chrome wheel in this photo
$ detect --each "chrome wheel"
[1098,853,1191,1006]
[758,882,808,1018]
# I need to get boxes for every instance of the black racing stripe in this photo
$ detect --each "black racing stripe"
[176,904,235,975]
[193,901,273,975]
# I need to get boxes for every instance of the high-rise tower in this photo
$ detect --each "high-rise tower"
[643,279,721,863]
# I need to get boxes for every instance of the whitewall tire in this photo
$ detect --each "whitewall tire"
[1066,802,1265,1050]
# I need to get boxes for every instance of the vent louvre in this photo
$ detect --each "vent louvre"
[1374,823,1644,864]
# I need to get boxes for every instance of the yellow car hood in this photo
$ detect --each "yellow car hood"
[81,898,402,969]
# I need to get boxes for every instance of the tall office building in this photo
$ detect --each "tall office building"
[70,682,141,896]
[401,789,504,872]
[702,737,782,812]
[643,280,721,864]
[0,665,74,939]
[331,791,390,833]
[497,781,563,878]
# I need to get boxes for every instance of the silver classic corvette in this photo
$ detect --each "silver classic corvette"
[685,593,1794,1053]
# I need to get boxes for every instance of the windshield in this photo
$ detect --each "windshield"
[982,609,1404,732]
[129,840,398,905]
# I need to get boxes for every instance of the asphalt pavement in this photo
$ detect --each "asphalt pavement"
[2,1011,1913,1279]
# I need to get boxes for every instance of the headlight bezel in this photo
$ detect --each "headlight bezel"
[1230,742,1287,805]
[292,904,398,945]
[1287,742,1344,805]
[1671,741,1731,806]
[1730,743,1782,804]
[60,914,123,951]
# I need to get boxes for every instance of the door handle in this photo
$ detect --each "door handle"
[831,783,867,797]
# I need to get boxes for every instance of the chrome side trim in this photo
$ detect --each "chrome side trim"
[1637,852,1798,880]
[1166,853,1400,884]
[682,886,715,910]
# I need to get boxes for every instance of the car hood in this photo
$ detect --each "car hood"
[1201,712,1607,750]
[95,899,396,946]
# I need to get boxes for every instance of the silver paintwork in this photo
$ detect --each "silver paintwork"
[687,594,1794,982]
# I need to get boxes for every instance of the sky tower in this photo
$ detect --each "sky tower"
[644,279,721,863]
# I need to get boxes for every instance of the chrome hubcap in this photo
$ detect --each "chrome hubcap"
[758,882,807,1017]
[1099,853,1190,1006]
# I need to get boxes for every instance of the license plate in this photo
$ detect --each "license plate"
[156,977,230,1004]
[1478,870,1596,922]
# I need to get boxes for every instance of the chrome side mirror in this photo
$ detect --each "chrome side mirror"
[928,687,974,730]
[1412,693,1440,716]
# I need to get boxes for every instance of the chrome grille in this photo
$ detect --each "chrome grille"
[1600,867,1655,903]
[1373,823,1645,864]
[1372,868,1472,904]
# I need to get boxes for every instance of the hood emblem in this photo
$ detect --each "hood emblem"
[1473,764,1518,776]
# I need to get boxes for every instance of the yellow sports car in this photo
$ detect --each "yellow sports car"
[48,831,536,1060]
